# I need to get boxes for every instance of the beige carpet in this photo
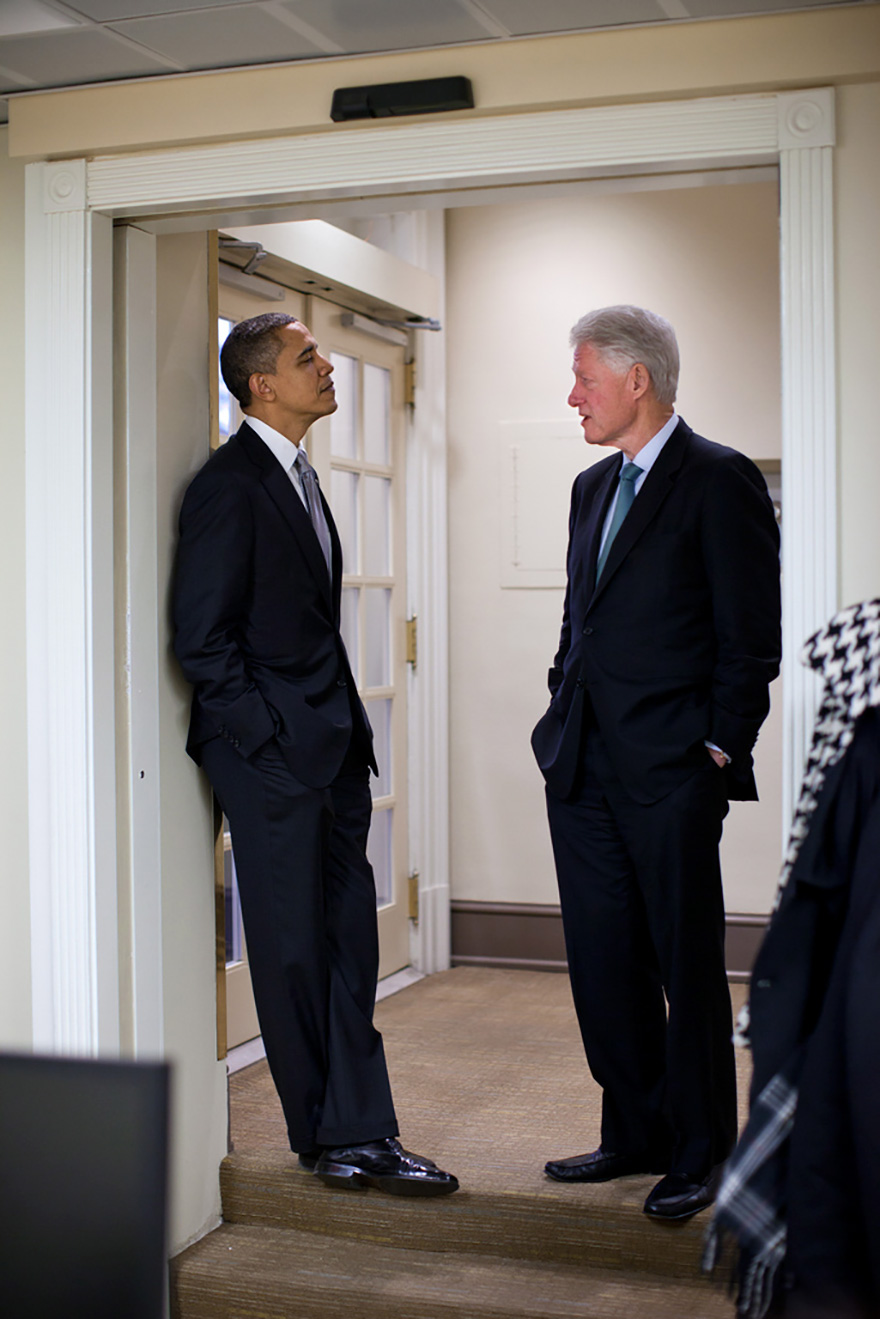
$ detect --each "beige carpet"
[175,968,747,1316]
[230,965,751,1169]
[214,967,749,1289]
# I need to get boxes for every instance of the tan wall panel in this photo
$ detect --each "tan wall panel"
[837,81,880,611]
[0,129,32,1049]
[156,232,228,1250]
[446,179,782,913]
[7,7,880,159]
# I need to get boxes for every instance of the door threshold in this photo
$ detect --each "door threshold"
[376,965,424,1002]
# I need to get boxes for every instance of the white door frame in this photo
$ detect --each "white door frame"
[25,87,836,1054]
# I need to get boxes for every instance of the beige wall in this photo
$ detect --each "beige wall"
[837,81,880,610]
[446,179,783,914]
[155,232,228,1249]
[0,129,32,1049]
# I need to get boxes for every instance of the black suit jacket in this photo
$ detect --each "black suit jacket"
[532,419,781,804]
[173,421,374,790]
[744,708,880,1305]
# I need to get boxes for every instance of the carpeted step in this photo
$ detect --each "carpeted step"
[220,1150,714,1281]
[223,970,749,1286]
[171,1221,732,1319]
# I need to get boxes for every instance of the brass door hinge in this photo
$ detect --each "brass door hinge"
[404,359,416,408]
[405,616,418,670]
[408,872,420,924]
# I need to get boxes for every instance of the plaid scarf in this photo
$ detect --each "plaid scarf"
[704,599,880,1318]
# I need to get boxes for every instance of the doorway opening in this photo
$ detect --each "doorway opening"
[213,265,414,1052]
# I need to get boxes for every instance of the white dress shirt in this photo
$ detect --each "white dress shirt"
[243,414,309,509]
[597,411,679,557]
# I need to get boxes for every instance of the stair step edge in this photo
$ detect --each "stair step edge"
[172,1222,731,1319]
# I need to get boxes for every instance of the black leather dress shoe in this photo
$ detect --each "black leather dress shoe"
[544,1147,663,1183]
[643,1168,721,1220]
[297,1152,319,1172]
[315,1138,459,1197]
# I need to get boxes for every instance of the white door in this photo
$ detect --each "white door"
[215,281,411,1047]
[307,299,411,981]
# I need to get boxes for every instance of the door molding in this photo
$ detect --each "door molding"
[25,86,836,1051]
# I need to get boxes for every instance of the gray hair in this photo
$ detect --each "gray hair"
[569,305,679,406]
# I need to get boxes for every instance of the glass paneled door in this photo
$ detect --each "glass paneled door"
[214,282,411,1054]
[308,299,411,981]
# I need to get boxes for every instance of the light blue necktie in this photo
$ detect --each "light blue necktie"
[596,461,642,581]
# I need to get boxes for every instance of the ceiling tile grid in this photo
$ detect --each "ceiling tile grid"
[274,0,498,52]
[475,1,667,34]
[109,5,326,67]
[0,26,177,91]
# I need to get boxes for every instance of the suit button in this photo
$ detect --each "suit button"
[575,678,585,689]
[583,627,593,636]
[233,739,240,748]
[336,678,347,688]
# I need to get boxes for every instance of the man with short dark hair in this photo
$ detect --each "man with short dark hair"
[174,313,457,1197]
[532,305,780,1220]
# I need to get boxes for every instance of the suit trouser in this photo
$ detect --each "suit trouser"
[201,735,398,1153]
[546,726,737,1178]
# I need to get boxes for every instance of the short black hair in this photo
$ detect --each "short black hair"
[220,313,302,408]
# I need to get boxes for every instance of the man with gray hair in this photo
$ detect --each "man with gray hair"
[532,305,781,1220]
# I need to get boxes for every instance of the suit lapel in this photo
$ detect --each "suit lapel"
[237,422,335,612]
[581,456,622,587]
[589,420,690,604]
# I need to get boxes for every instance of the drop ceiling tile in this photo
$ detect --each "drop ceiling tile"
[275,0,492,54]
[0,28,173,91]
[63,0,244,17]
[476,0,664,35]
[110,6,325,68]
[681,0,851,13]
[0,1,83,39]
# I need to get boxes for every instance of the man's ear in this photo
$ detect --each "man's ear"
[630,362,651,400]
[249,371,275,402]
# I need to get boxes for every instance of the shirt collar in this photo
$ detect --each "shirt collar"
[244,414,305,472]
[628,411,678,476]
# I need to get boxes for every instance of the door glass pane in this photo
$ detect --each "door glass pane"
[218,317,235,442]
[330,468,359,573]
[363,475,391,577]
[367,807,393,907]
[224,836,243,965]
[329,353,357,459]
[366,698,392,798]
[363,363,390,466]
[340,587,360,684]
[364,587,391,688]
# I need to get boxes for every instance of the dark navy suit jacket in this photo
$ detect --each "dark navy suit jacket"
[531,418,781,804]
[173,421,374,790]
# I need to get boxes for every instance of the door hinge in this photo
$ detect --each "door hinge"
[405,616,418,670]
[404,359,416,408]
[408,872,420,924]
